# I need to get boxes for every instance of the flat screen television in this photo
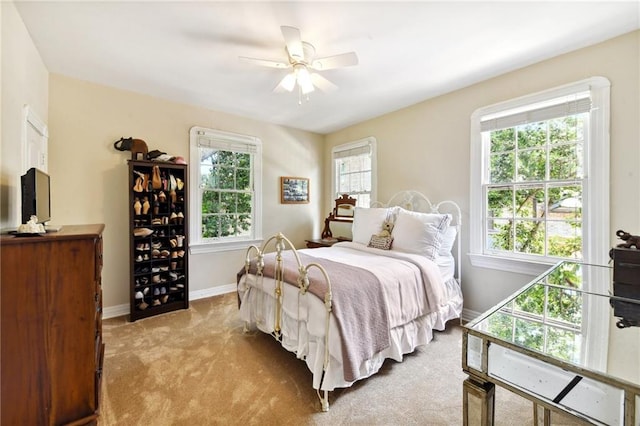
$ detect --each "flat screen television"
[21,167,51,225]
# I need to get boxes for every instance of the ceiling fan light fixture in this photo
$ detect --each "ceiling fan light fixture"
[295,65,314,94]
[280,73,297,92]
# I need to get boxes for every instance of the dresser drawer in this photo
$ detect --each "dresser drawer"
[488,345,624,425]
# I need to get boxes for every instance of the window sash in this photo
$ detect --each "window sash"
[189,126,262,253]
[481,112,586,261]
[469,77,610,276]
[331,137,376,207]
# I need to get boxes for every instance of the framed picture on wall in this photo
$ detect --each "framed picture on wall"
[280,176,309,204]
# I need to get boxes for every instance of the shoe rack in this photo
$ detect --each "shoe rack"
[128,160,189,321]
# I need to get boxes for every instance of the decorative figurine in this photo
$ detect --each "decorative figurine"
[616,229,640,249]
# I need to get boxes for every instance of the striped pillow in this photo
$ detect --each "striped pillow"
[368,235,394,250]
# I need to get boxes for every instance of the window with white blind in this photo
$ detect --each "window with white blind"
[469,77,610,276]
[332,137,377,207]
[189,126,262,253]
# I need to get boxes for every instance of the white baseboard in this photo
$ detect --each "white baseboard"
[461,308,482,324]
[102,283,237,320]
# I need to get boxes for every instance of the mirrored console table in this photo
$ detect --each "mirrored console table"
[462,261,640,425]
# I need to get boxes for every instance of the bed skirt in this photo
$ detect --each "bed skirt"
[238,273,462,391]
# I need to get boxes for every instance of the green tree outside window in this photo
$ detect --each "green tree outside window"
[200,148,253,239]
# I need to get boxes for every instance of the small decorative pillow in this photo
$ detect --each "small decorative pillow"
[368,234,394,250]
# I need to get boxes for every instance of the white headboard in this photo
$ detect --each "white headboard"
[372,190,462,284]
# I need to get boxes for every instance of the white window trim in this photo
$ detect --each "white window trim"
[469,77,610,276]
[189,126,263,254]
[331,136,377,206]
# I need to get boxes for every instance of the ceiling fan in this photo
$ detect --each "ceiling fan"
[239,26,358,101]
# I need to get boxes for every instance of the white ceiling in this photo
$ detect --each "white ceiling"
[14,1,640,135]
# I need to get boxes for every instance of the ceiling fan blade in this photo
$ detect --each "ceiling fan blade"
[239,56,289,69]
[310,73,338,92]
[273,72,297,93]
[281,26,304,60]
[311,52,358,70]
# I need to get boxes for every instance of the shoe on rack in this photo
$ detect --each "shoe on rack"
[169,174,177,191]
[152,299,161,307]
[142,173,150,192]
[142,197,150,215]
[135,291,144,299]
[176,235,184,247]
[133,198,142,215]
[177,212,184,225]
[152,165,162,190]
[133,177,144,192]
[151,218,162,226]
[158,191,167,202]
[133,228,153,237]
[161,295,169,304]
[152,275,161,284]
[160,250,170,258]
[138,300,149,310]
[176,178,184,191]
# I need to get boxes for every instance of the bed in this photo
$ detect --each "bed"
[237,190,463,411]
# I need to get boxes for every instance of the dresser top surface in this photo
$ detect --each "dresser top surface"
[1,224,104,244]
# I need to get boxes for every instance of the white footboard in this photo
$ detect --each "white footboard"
[242,232,333,411]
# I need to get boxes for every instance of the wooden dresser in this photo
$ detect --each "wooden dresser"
[1,224,105,425]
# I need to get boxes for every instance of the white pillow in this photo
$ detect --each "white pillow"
[439,226,457,256]
[352,207,390,245]
[391,209,452,259]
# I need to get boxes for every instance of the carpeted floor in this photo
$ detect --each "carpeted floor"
[99,293,586,425]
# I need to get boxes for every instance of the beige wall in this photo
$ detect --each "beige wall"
[326,31,640,315]
[1,1,49,228]
[47,74,324,310]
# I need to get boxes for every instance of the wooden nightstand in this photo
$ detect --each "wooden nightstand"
[305,238,339,248]
[305,237,352,248]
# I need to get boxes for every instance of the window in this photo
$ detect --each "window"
[469,77,610,276]
[189,127,262,253]
[332,137,377,207]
